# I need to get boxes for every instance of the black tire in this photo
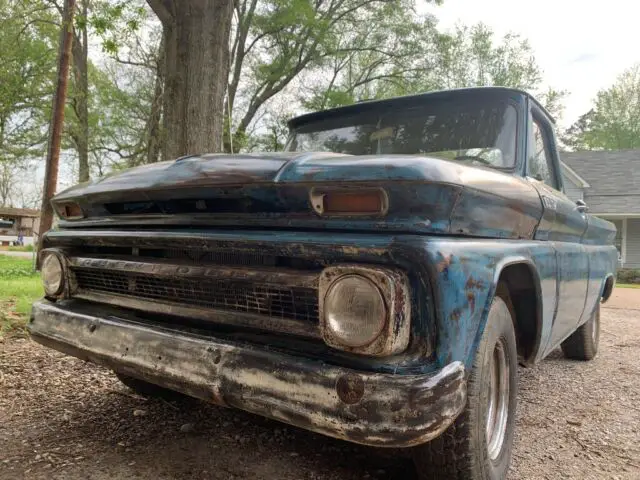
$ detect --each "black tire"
[561,303,600,361]
[413,289,518,480]
[115,372,185,400]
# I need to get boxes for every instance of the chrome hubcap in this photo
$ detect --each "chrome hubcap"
[486,338,509,461]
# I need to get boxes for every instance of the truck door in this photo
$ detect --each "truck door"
[526,110,589,351]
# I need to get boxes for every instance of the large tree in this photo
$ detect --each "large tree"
[80,1,566,162]
[29,0,150,181]
[564,64,640,150]
[146,0,233,160]
[242,21,561,152]
[88,61,157,172]
[299,22,545,112]
[71,0,90,182]
[84,0,162,167]
[298,2,435,111]
[0,0,58,206]
[231,12,560,152]
[226,0,437,151]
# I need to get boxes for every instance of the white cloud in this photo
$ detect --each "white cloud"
[423,0,640,127]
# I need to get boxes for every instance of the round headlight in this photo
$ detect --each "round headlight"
[41,253,64,296]
[323,274,387,347]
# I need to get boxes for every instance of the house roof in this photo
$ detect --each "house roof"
[0,207,40,218]
[560,161,590,188]
[561,149,640,214]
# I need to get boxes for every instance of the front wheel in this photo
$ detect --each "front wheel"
[413,290,518,480]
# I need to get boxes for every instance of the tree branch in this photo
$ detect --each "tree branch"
[114,56,155,69]
[146,0,174,25]
[41,0,64,16]
[18,18,60,39]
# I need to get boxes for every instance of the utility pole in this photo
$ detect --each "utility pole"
[38,0,76,254]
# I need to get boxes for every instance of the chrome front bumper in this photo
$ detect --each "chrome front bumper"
[29,299,466,448]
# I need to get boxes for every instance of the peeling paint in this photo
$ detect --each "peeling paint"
[318,265,411,357]
[29,299,466,448]
[32,87,619,451]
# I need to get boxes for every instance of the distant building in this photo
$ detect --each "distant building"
[0,207,40,246]
[561,150,640,269]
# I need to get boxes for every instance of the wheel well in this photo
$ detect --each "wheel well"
[601,275,614,303]
[497,263,541,364]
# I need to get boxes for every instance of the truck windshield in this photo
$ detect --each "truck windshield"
[285,101,517,168]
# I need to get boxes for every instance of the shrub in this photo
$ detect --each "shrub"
[617,269,640,284]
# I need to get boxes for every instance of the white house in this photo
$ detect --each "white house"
[561,150,640,269]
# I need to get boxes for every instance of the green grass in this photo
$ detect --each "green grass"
[2,244,35,252]
[0,256,42,337]
[616,283,640,289]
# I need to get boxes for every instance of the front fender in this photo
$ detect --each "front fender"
[420,239,557,369]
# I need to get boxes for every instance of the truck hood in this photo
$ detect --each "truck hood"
[53,152,544,239]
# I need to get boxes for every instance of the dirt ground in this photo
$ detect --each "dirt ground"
[1,291,639,480]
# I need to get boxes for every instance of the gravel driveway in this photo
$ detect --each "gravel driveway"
[1,292,639,480]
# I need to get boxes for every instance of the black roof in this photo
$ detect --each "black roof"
[288,87,553,129]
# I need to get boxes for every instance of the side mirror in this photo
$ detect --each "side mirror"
[575,199,589,213]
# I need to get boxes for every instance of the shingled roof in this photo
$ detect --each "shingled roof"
[0,207,40,218]
[561,149,640,214]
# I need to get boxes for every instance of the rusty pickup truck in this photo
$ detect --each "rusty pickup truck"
[30,87,617,480]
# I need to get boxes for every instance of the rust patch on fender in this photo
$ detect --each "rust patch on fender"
[465,277,485,290]
[450,307,462,322]
[436,254,453,273]
[466,291,476,314]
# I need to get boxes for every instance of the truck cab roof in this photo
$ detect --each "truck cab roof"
[288,87,555,130]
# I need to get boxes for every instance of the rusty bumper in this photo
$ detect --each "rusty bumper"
[29,299,466,448]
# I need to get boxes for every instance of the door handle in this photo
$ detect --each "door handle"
[575,199,589,213]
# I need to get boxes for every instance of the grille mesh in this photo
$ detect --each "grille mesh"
[143,248,276,266]
[74,268,319,323]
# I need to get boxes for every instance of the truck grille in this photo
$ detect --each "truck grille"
[73,268,319,323]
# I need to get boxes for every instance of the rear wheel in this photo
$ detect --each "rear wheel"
[412,290,518,480]
[561,304,600,361]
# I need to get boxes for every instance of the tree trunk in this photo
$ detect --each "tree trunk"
[149,0,233,160]
[72,0,89,182]
[145,31,166,164]
[0,117,8,207]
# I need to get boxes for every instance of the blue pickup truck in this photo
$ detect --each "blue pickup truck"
[30,87,617,480]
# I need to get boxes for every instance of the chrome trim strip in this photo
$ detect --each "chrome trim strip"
[68,256,318,288]
[30,299,466,448]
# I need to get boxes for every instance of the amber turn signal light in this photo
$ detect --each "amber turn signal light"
[310,188,388,216]
[57,202,84,219]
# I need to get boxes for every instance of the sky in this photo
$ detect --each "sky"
[424,0,640,128]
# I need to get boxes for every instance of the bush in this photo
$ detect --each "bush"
[617,269,640,284]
